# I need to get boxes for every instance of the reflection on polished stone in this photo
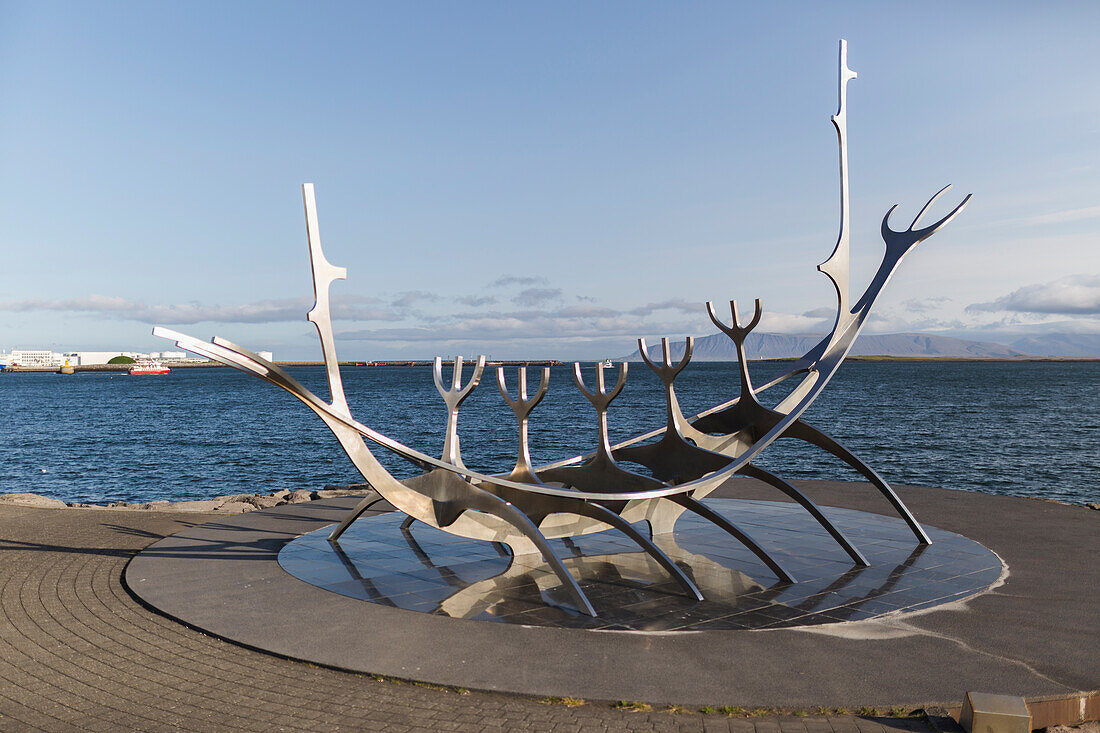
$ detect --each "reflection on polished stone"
[277,499,1002,631]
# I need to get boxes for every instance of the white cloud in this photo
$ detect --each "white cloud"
[967,275,1100,316]
[339,305,703,344]
[902,296,952,313]
[0,294,400,324]
[860,312,962,334]
[1015,205,1100,227]
[993,318,1100,335]
[21,273,1096,359]
[757,311,831,334]
[335,296,843,345]
[627,298,699,317]
[489,275,546,288]
[391,291,439,308]
[969,205,1100,232]
[457,295,497,307]
[511,287,562,307]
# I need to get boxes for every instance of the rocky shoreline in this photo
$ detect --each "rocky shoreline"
[0,484,375,513]
[2,485,1096,514]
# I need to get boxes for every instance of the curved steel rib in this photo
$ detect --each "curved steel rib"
[737,463,868,566]
[563,499,704,601]
[329,493,388,541]
[462,485,597,617]
[670,494,795,584]
[780,420,931,544]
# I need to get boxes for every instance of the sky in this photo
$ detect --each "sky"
[1,1,1098,360]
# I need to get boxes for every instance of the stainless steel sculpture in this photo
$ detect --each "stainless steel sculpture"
[155,41,970,617]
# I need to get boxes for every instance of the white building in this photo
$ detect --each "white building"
[11,349,62,367]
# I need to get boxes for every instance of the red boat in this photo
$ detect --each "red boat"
[129,359,170,375]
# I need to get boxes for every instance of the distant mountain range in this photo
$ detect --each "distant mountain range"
[1004,333,1100,358]
[624,331,1100,361]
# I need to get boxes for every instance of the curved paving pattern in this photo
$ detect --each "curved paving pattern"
[1,480,1096,732]
[0,505,728,731]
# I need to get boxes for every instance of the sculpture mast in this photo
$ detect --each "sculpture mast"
[302,183,352,418]
[818,39,857,336]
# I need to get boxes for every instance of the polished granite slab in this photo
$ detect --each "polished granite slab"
[277,499,1003,631]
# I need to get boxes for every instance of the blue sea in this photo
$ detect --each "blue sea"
[1,361,1096,506]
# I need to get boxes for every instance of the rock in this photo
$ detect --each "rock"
[215,501,258,514]
[244,495,281,509]
[213,493,254,504]
[285,489,314,504]
[323,483,371,492]
[313,488,374,499]
[1087,502,1099,511]
[166,500,223,513]
[205,493,282,510]
[271,489,290,500]
[0,493,68,509]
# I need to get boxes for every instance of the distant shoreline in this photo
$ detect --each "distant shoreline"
[2,356,1097,373]
[643,356,1100,363]
[0,359,567,373]
[826,355,1100,362]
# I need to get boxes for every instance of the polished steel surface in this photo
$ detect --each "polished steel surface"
[279,499,1003,630]
[156,40,970,617]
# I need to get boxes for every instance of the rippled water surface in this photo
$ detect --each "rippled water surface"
[1,361,1096,505]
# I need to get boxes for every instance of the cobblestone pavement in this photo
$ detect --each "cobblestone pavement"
[0,504,945,732]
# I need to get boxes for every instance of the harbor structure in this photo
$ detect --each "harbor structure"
[0,349,236,368]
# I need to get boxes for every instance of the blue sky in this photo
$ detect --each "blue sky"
[1,2,1098,359]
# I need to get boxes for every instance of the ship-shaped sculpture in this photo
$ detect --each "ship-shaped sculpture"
[156,41,970,617]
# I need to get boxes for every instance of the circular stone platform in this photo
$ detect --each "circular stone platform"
[125,480,1097,707]
[278,499,1001,631]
